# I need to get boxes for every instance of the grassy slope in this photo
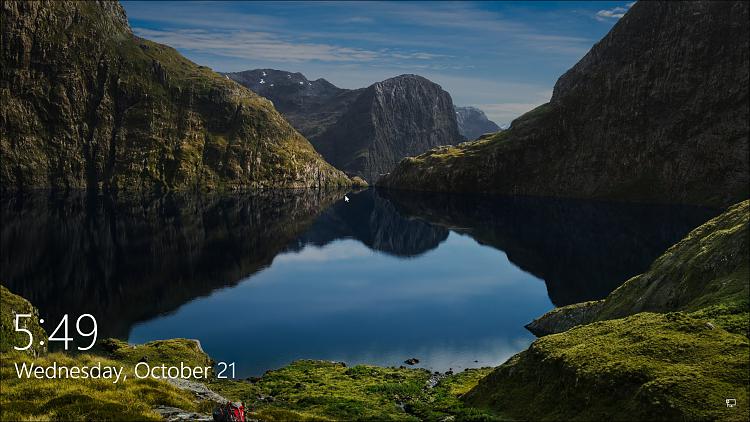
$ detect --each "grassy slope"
[465,312,749,421]
[0,351,208,421]
[464,200,750,420]
[208,361,497,421]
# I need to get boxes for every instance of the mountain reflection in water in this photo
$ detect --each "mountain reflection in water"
[0,189,715,375]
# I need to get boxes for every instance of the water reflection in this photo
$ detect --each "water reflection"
[380,189,717,306]
[0,189,716,374]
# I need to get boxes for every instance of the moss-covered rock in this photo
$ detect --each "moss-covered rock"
[527,200,749,336]
[98,338,213,376]
[465,312,750,422]
[1,1,350,191]
[0,284,47,356]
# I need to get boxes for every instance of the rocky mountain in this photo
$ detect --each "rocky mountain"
[0,1,350,191]
[381,1,749,208]
[226,71,463,182]
[454,106,501,140]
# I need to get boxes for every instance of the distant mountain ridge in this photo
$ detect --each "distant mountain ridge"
[380,1,749,207]
[454,106,501,140]
[226,70,465,181]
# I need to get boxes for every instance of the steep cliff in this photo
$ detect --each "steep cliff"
[381,1,749,207]
[0,1,350,191]
[228,71,463,182]
[453,106,500,140]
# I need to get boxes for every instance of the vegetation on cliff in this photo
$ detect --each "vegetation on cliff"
[1,1,350,191]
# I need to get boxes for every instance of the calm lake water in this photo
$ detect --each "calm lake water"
[0,189,717,377]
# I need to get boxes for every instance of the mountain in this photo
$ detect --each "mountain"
[0,1,350,191]
[380,1,749,207]
[222,69,360,141]
[226,71,463,182]
[454,106,501,140]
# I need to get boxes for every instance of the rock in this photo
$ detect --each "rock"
[454,106,501,140]
[525,300,605,337]
[1,1,350,191]
[380,1,749,208]
[705,322,715,330]
[227,71,463,182]
[167,378,229,403]
[404,358,420,365]
[258,394,275,403]
[153,406,212,422]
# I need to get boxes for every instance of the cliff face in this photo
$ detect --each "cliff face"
[381,1,749,207]
[314,75,463,181]
[454,106,500,140]
[228,72,463,182]
[0,1,349,191]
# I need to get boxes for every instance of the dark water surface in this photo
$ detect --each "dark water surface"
[0,189,717,376]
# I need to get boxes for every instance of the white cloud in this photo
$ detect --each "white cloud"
[595,2,635,21]
[133,27,446,64]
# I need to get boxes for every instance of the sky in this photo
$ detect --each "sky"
[122,1,634,126]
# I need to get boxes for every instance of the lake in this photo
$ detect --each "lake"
[0,189,716,377]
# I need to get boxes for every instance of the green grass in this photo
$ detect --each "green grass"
[208,360,500,421]
[465,312,750,422]
[0,351,202,422]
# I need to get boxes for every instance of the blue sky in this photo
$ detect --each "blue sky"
[122,1,634,125]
